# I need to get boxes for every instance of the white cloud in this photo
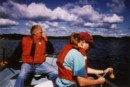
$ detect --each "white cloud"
[103,14,123,23]
[86,27,127,37]
[71,5,102,22]
[52,7,78,21]
[0,18,18,26]
[0,1,77,22]
[66,4,124,32]
[84,22,104,27]
[0,0,127,37]
[28,3,52,17]
[25,20,70,36]
[25,21,50,31]
[70,4,124,24]
[1,1,52,18]
[45,21,58,27]
[111,24,117,29]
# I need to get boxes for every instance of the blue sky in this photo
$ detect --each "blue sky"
[0,0,130,37]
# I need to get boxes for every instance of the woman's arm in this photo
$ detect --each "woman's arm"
[88,67,114,75]
[88,67,104,75]
[76,76,105,87]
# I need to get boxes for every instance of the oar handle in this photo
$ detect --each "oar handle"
[97,74,117,87]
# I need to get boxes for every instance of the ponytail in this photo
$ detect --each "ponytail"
[70,32,79,45]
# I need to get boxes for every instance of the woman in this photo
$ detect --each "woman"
[56,32,113,87]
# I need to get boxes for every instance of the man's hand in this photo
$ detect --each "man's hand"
[42,32,48,41]
[0,60,8,68]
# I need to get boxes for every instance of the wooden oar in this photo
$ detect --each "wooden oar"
[105,79,117,87]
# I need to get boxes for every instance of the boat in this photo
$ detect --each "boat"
[0,55,117,87]
[0,55,57,87]
[0,47,117,87]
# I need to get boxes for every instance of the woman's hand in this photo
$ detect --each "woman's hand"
[104,67,113,74]
[97,77,105,84]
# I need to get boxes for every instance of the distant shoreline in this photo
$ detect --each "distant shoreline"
[0,34,130,40]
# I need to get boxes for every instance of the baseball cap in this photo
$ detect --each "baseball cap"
[78,32,93,45]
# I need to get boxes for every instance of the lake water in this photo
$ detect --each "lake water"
[0,37,130,87]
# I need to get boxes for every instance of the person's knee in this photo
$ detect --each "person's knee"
[53,70,58,75]
[49,73,58,80]
[18,72,28,78]
[52,71,58,77]
[17,75,26,81]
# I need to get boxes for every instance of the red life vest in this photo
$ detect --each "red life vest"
[57,44,88,82]
[22,37,46,64]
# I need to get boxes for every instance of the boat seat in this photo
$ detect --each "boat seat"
[24,72,49,86]
[34,80,53,87]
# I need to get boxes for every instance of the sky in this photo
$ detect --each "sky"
[0,0,130,37]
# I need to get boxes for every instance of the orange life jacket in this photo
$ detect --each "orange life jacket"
[57,44,88,82]
[22,37,46,64]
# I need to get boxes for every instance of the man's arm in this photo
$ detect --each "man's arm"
[7,41,22,68]
[42,32,48,41]
[0,41,22,69]
[42,32,54,54]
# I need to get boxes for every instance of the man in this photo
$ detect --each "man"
[1,25,57,87]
